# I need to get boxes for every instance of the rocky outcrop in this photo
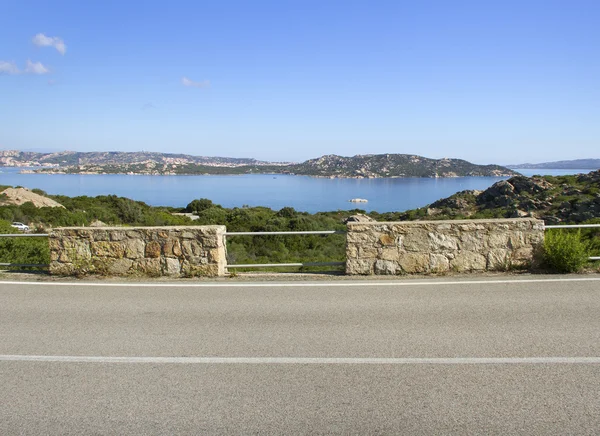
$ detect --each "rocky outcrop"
[49,226,226,277]
[346,218,544,275]
[477,176,553,208]
[344,214,376,224]
[430,190,481,210]
[422,170,600,223]
[0,187,64,208]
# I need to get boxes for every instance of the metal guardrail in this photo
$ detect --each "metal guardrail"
[228,262,346,269]
[0,263,48,267]
[224,230,346,269]
[224,231,346,236]
[0,231,347,270]
[545,224,600,229]
[0,233,49,237]
[1,224,598,270]
[0,233,50,268]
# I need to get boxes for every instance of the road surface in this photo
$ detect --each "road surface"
[1,276,600,434]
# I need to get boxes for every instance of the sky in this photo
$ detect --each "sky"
[1,0,599,165]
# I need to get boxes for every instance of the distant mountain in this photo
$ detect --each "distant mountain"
[0,150,281,167]
[287,154,518,178]
[510,159,600,170]
[1,149,518,178]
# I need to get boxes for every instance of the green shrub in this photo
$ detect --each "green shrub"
[0,220,49,268]
[543,230,590,273]
[186,198,215,214]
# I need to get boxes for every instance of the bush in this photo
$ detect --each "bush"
[543,230,590,273]
[0,220,49,268]
[186,198,215,214]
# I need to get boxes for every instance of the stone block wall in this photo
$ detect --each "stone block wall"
[346,218,544,275]
[49,226,226,277]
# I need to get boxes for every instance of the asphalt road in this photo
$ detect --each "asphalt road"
[1,276,600,435]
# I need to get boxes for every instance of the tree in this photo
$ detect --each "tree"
[277,207,296,218]
[186,198,215,214]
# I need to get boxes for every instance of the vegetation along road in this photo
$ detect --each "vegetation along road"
[1,276,600,434]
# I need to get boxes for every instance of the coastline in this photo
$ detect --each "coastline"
[13,169,517,179]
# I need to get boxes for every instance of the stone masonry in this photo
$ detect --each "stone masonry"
[346,218,544,275]
[49,226,226,277]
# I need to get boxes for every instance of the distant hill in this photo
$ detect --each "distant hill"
[287,154,518,178]
[510,159,600,170]
[1,149,518,178]
[0,150,279,167]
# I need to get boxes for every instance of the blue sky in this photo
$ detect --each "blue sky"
[1,0,599,164]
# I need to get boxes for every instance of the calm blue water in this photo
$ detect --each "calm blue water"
[0,167,593,213]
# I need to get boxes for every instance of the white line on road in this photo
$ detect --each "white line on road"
[1,277,600,288]
[2,355,600,365]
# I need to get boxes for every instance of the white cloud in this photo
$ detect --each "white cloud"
[0,60,20,75]
[182,77,210,88]
[32,33,66,55]
[0,60,52,76]
[25,59,50,75]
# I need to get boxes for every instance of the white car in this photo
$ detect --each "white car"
[11,222,30,232]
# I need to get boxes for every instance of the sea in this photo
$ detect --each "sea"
[0,167,595,213]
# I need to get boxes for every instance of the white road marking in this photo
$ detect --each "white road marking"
[1,277,600,288]
[1,355,600,364]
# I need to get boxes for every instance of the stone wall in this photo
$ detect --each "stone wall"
[346,218,544,275]
[49,226,226,277]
